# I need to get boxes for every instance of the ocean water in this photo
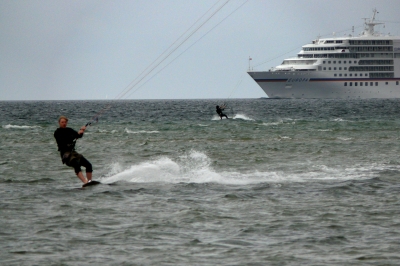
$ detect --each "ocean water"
[1,98,400,265]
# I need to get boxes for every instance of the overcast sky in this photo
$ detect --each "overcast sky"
[1,0,399,100]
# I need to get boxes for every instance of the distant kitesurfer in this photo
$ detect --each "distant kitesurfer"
[216,105,228,119]
[54,116,93,184]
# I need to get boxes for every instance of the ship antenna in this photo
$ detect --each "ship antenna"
[248,56,252,71]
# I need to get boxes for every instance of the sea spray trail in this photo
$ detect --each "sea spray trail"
[100,150,385,185]
[231,113,255,121]
[211,113,255,121]
[2,99,400,265]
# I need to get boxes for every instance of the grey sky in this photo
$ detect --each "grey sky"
[1,0,399,100]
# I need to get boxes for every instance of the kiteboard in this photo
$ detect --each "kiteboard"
[82,180,101,188]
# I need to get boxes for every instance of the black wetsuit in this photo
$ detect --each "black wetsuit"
[216,106,228,119]
[54,127,92,174]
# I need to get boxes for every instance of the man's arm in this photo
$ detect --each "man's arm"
[78,126,86,135]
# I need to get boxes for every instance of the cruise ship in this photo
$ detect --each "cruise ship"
[247,9,400,99]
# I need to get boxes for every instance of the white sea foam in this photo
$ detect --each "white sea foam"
[300,163,378,181]
[102,150,222,184]
[3,124,41,129]
[232,114,254,121]
[100,150,378,185]
[125,128,159,134]
[332,118,353,122]
[337,137,352,141]
[98,129,118,134]
[211,115,228,120]
[261,121,283,126]
[211,113,254,121]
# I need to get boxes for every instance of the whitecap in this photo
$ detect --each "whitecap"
[337,137,352,141]
[98,129,118,134]
[261,121,283,126]
[124,128,159,134]
[331,118,353,122]
[3,124,41,129]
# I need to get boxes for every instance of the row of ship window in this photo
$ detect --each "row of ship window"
[310,40,392,45]
[334,73,394,78]
[349,40,392,45]
[300,53,397,59]
[304,46,393,52]
[333,73,367,77]
[344,81,400,86]
[323,60,393,65]
[321,66,394,72]
[350,46,393,52]
[324,40,343,44]
[323,60,356,64]
[325,67,348,70]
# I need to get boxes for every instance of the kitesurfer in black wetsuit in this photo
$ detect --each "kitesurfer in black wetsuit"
[54,116,93,184]
[216,105,228,119]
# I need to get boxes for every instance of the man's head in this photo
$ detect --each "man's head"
[58,116,68,128]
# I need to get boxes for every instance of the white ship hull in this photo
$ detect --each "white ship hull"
[248,71,400,99]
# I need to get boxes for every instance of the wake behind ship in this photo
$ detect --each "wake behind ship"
[248,9,400,99]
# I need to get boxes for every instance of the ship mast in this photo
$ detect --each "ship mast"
[363,8,384,36]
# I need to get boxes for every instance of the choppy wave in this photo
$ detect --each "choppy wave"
[2,99,400,264]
